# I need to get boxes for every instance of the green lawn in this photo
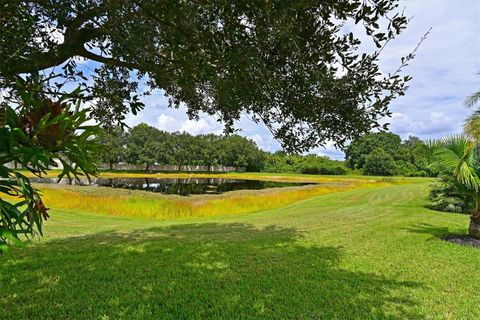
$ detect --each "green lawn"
[1,180,479,319]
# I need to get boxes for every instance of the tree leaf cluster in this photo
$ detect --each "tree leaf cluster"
[345,132,437,176]
[0,81,99,253]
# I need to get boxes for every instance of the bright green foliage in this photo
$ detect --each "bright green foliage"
[0,83,99,252]
[97,127,128,170]
[364,148,396,176]
[117,124,264,170]
[429,176,473,214]
[126,124,173,170]
[346,133,437,176]
[434,136,479,190]
[433,135,480,238]
[261,153,347,175]
[100,124,346,173]
[1,181,480,319]
[345,132,401,169]
[218,135,264,171]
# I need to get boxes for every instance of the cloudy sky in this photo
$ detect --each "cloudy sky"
[123,0,480,159]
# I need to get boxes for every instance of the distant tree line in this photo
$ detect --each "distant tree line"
[97,123,349,174]
[345,132,437,177]
[98,123,264,171]
[99,125,439,176]
[262,152,347,175]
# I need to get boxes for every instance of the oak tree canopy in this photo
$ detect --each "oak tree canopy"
[2,0,414,152]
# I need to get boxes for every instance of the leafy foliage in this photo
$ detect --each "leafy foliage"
[104,123,264,171]
[0,83,99,253]
[345,132,437,176]
[363,148,396,176]
[97,127,128,169]
[345,132,401,170]
[99,124,347,174]
[261,152,347,175]
[1,0,416,152]
[432,135,480,238]
[434,135,479,190]
[428,176,473,214]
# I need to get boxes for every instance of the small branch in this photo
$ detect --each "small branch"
[79,48,142,70]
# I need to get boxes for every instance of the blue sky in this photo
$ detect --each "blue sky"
[120,0,480,159]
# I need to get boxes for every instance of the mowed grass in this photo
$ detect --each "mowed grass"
[32,178,390,220]
[1,177,480,319]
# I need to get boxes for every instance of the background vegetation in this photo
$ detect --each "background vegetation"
[99,125,442,178]
[345,132,437,177]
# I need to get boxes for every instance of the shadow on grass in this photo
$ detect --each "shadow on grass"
[1,223,424,319]
[405,222,465,238]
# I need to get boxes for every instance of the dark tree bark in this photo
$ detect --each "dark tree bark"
[469,213,480,239]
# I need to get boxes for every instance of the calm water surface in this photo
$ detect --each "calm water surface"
[30,177,313,196]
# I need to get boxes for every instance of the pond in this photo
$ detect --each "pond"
[30,177,313,196]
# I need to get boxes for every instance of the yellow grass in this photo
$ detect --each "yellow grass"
[21,169,416,184]
[28,180,389,220]
[9,171,422,220]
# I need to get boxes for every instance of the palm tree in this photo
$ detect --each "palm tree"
[435,135,480,238]
[464,74,480,139]
[465,88,480,108]
[464,112,480,140]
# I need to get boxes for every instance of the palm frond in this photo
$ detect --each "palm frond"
[464,113,480,139]
[465,90,480,108]
[434,135,480,191]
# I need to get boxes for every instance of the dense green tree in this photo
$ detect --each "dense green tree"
[261,153,347,175]
[407,137,438,176]
[363,148,396,176]
[126,124,164,170]
[221,135,264,171]
[97,127,127,170]
[170,132,197,166]
[346,133,437,177]
[197,134,225,169]
[345,132,402,170]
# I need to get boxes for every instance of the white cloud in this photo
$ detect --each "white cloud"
[157,114,181,132]
[179,118,223,135]
[389,111,455,138]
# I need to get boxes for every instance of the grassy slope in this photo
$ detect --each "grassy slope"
[1,181,480,319]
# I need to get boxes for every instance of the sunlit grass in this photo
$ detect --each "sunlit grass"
[6,172,424,220]
[33,181,385,219]
[2,182,480,319]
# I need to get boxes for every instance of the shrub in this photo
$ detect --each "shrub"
[363,148,396,176]
[428,177,473,214]
[262,153,348,175]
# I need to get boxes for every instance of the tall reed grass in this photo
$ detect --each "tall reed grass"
[32,181,387,220]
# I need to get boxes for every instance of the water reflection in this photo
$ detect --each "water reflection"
[30,177,312,196]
